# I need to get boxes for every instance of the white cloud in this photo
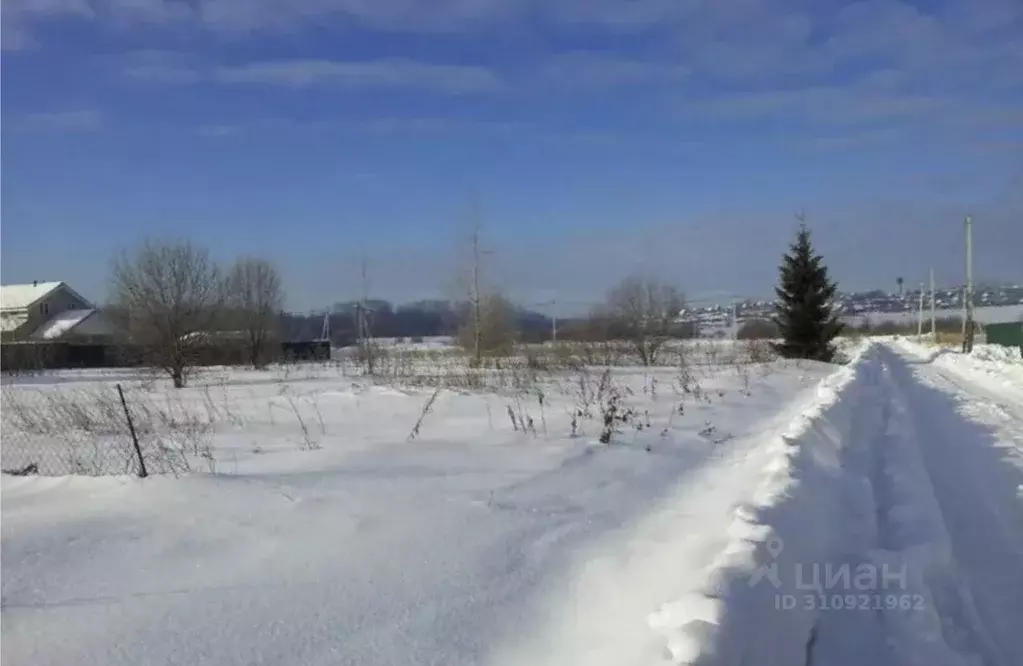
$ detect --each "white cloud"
[3,0,93,17]
[536,52,689,89]
[359,116,527,134]
[184,115,530,138]
[6,0,1021,95]
[1,22,37,50]
[195,0,516,33]
[213,58,502,93]
[106,0,193,26]
[117,49,200,82]
[20,109,103,132]
[1,0,92,49]
[677,82,1020,138]
[118,51,690,95]
[6,0,1021,151]
[540,0,679,29]
[0,0,785,39]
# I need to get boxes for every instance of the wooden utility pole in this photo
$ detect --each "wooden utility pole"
[917,282,925,338]
[528,297,558,343]
[471,220,482,368]
[359,256,374,375]
[464,195,493,368]
[929,268,936,343]
[963,216,975,353]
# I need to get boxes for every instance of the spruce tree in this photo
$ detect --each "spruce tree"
[773,225,844,362]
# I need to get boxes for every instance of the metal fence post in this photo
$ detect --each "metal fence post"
[117,384,148,478]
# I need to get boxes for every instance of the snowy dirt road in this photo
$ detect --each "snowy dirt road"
[775,343,1022,666]
[875,343,1023,666]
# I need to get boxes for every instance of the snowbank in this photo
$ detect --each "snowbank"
[893,340,1023,397]
[970,344,1023,365]
[648,346,872,665]
[485,349,876,666]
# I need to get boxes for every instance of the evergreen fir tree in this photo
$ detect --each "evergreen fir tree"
[772,224,844,362]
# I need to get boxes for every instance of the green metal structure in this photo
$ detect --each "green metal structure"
[984,321,1023,353]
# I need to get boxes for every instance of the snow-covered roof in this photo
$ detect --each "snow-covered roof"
[29,309,97,340]
[0,313,28,332]
[180,330,248,342]
[0,282,65,311]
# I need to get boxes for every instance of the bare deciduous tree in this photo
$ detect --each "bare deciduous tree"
[447,198,499,367]
[457,292,517,361]
[600,276,685,366]
[227,257,283,369]
[468,209,487,367]
[110,239,223,388]
[355,256,378,375]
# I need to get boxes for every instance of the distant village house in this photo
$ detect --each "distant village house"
[0,281,116,343]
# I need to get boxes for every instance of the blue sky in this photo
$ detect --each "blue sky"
[2,0,1021,313]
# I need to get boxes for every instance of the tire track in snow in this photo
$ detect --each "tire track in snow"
[878,346,1023,666]
[805,346,1020,666]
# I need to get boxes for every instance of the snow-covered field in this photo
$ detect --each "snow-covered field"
[2,340,1021,665]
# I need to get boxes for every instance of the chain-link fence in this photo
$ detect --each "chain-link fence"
[1,383,210,477]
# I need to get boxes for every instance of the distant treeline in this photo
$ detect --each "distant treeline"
[1,341,330,373]
[281,300,706,346]
[279,300,567,345]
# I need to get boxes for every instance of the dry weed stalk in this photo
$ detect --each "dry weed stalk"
[407,388,442,441]
[285,395,319,450]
